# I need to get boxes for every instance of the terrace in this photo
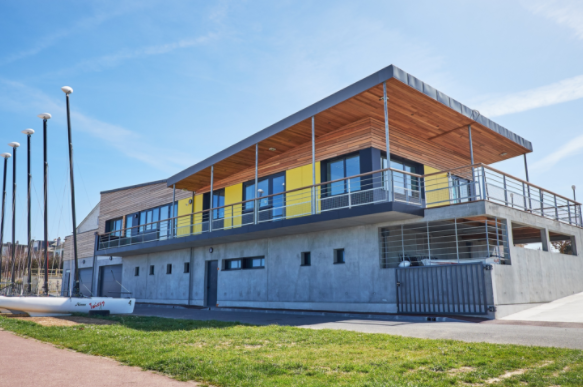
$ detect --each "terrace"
[97,162,582,254]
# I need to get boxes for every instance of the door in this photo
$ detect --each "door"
[206,260,218,307]
[78,268,93,297]
[99,264,123,298]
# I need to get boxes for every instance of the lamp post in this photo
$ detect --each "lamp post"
[0,153,11,286]
[38,113,51,295]
[8,142,19,292]
[62,86,81,297]
[573,185,577,202]
[22,129,34,293]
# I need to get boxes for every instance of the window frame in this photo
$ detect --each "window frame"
[321,152,361,197]
[223,256,266,271]
[334,248,345,264]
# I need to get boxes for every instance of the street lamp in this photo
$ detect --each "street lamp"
[61,86,81,297]
[573,185,577,202]
[0,152,11,286]
[22,129,34,293]
[8,142,19,292]
[37,113,51,295]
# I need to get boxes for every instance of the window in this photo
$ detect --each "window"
[550,232,576,255]
[325,154,360,196]
[184,262,190,273]
[381,155,422,199]
[134,267,140,276]
[149,265,155,275]
[301,252,311,266]
[334,248,345,264]
[243,173,286,219]
[213,189,225,219]
[105,218,123,237]
[129,203,175,237]
[223,256,265,271]
[166,264,172,274]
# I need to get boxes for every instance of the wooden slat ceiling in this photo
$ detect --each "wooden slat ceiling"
[176,78,531,191]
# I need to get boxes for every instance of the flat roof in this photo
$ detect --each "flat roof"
[167,64,532,188]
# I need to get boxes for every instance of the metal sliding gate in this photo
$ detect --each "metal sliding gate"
[396,262,489,315]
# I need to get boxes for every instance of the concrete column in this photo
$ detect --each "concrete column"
[540,228,550,252]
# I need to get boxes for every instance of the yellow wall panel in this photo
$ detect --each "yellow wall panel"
[424,165,449,207]
[286,162,321,218]
[224,183,243,229]
[176,197,193,236]
[193,194,204,234]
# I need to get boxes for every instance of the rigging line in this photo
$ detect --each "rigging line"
[77,165,92,209]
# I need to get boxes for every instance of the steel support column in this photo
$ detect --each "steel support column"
[468,125,475,199]
[382,82,392,200]
[209,166,214,232]
[311,116,316,215]
[254,144,258,224]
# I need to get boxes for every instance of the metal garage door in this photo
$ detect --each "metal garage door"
[396,262,489,315]
[78,268,93,297]
[99,265,122,298]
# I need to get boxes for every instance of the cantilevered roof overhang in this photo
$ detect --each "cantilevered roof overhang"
[168,65,532,191]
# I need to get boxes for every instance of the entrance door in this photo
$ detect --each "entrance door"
[99,265,123,298]
[206,260,218,307]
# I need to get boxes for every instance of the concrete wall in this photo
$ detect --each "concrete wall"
[121,223,398,313]
[109,201,583,318]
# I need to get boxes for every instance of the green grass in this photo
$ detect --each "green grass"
[1,315,583,386]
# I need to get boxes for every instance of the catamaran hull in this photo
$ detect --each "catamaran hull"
[0,296,135,316]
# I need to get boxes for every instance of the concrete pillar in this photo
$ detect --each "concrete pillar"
[540,228,550,252]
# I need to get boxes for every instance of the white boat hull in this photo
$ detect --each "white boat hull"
[0,296,135,316]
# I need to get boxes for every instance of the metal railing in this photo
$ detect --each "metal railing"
[97,163,582,250]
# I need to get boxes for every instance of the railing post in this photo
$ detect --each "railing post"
[390,170,395,202]
[485,219,490,258]
[568,201,572,225]
[347,179,352,209]
[401,224,405,262]
[495,217,499,258]
[540,191,544,217]
[481,166,487,201]
[503,175,508,206]
[172,184,176,237]
[554,195,559,221]
[254,144,258,225]
[579,205,583,227]
[454,218,459,263]
[511,193,514,208]
[426,221,431,263]
[522,182,527,210]
[209,165,214,233]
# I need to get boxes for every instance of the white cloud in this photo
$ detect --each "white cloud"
[475,74,583,117]
[523,0,583,40]
[0,79,194,173]
[531,133,583,172]
[0,4,146,66]
[50,34,217,76]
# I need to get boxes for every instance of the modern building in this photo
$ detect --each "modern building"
[64,65,583,318]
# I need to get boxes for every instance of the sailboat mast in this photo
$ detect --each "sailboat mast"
[0,153,10,285]
[23,129,34,293]
[38,113,51,295]
[62,87,80,297]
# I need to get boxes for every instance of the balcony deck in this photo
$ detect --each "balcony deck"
[96,164,582,256]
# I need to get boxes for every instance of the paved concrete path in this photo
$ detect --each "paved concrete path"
[501,292,583,323]
[0,330,198,386]
[134,305,583,350]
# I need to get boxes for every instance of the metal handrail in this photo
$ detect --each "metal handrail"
[98,162,583,246]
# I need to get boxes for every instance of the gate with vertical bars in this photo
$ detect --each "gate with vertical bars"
[396,262,489,315]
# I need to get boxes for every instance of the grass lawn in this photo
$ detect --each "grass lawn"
[1,315,582,386]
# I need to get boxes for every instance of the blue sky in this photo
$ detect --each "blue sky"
[0,0,582,242]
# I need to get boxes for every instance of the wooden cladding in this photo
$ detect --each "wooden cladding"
[63,232,97,261]
[176,77,530,192]
[98,182,191,234]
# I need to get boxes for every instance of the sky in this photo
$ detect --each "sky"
[0,0,582,243]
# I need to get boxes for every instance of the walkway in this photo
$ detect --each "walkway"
[0,330,199,387]
[501,292,583,323]
[134,305,583,350]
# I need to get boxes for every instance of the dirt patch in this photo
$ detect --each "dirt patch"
[14,316,118,327]
[448,366,476,375]
[482,361,554,385]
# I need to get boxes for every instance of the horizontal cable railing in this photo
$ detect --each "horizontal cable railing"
[98,163,582,250]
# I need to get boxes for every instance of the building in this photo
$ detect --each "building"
[64,65,583,318]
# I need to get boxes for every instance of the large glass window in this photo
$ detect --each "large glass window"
[326,154,360,196]
[106,218,122,236]
[381,155,420,199]
[213,190,225,219]
[243,173,286,219]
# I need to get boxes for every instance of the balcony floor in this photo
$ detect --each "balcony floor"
[98,201,423,257]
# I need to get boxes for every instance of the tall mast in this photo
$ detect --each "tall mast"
[62,86,80,297]
[0,153,11,286]
[38,113,51,295]
[8,141,20,293]
[22,129,34,293]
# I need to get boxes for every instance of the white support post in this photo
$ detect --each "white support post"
[485,219,490,258]
[254,143,259,224]
[382,82,392,201]
[347,179,352,209]
[454,218,460,263]
[172,184,176,237]
[311,116,316,215]
[468,124,475,199]
[209,165,214,233]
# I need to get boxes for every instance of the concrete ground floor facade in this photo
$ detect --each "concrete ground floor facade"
[64,202,583,319]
